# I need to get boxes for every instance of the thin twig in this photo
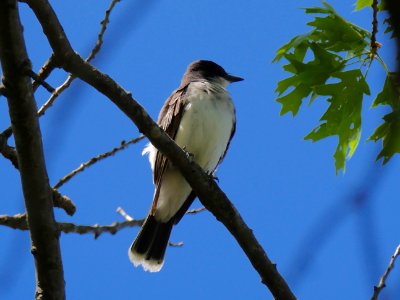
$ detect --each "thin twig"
[37,0,121,117]
[186,207,206,214]
[0,213,28,230]
[168,241,184,247]
[60,219,143,239]
[53,135,145,189]
[0,213,143,239]
[32,54,57,92]
[37,74,74,116]
[370,0,379,56]
[371,244,400,300]
[27,69,55,93]
[0,130,19,169]
[117,207,134,221]
[52,189,76,216]
[87,0,121,62]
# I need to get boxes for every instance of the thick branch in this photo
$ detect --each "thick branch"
[26,1,296,298]
[0,1,65,299]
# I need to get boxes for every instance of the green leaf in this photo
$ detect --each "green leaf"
[273,33,313,62]
[355,0,372,11]
[369,73,400,164]
[370,112,400,164]
[277,84,311,116]
[372,73,400,108]
[305,70,370,173]
[276,43,345,117]
[306,13,369,57]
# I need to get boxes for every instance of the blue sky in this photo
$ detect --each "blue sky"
[1,0,399,299]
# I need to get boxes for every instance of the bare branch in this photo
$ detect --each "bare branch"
[54,136,144,189]
[37,0,121,117]
[52,189,76,216]
[37,74,74,116]
[27,69,55,93]
[32,54,57,92]
[60,220,143,239]
[0,129,75,215]
[25,0,297,298]
[0,213,28,230]
[0,206,205,239]
[370,0,379,55]
[168,241,184,247]
[186,207,206,214]
[116,207,134,221]
[371,244,400,300]
[87,0,121,62]
[0,130,19,169]
[0,1,65,298]
[0,213,143,239]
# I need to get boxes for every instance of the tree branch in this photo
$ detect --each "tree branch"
[32,54,57,92]
[27,69,55,93]
[0,127,76,216]
[1,207,205,238]
[0,213,143,238]
[87,0,121,62]
[0,1,65,299]
[54,135,144,189]
[52,189,76,216]
[371,244,400,300]
[36,0,121,117]
[0,130,19,169]
[370,0,379,55]
[25,0,296,298]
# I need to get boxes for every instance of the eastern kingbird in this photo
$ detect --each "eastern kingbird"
[129,60,243,272]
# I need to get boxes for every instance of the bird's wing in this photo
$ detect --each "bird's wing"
[215,113,236,172]
[153,85,188,186]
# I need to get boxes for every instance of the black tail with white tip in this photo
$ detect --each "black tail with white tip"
[128,215,174,272]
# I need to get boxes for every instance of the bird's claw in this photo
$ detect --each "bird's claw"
[207,172,219,182]
[182,146,194,162]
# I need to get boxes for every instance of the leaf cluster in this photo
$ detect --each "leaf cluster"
[274,1,399,173]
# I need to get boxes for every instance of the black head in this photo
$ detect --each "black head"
[182,60,243,85]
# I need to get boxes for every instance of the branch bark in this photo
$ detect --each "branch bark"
[25,0,296,298]
[371,244,400,300]
[0,213,143,238]
[0,1,65,299]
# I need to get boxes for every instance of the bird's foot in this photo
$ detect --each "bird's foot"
[182,146,194,162]
[207,172,219,183]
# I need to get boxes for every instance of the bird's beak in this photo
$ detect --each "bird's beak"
[225,74,244,83]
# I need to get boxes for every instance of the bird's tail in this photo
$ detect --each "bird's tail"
[128,215,174,272]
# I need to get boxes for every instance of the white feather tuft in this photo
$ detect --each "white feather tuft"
[142,143,156,172]
[128,248,164,273]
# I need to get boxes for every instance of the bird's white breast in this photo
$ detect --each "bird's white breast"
[174,81,235,172]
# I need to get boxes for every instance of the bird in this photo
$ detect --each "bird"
[128,60,243,272]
